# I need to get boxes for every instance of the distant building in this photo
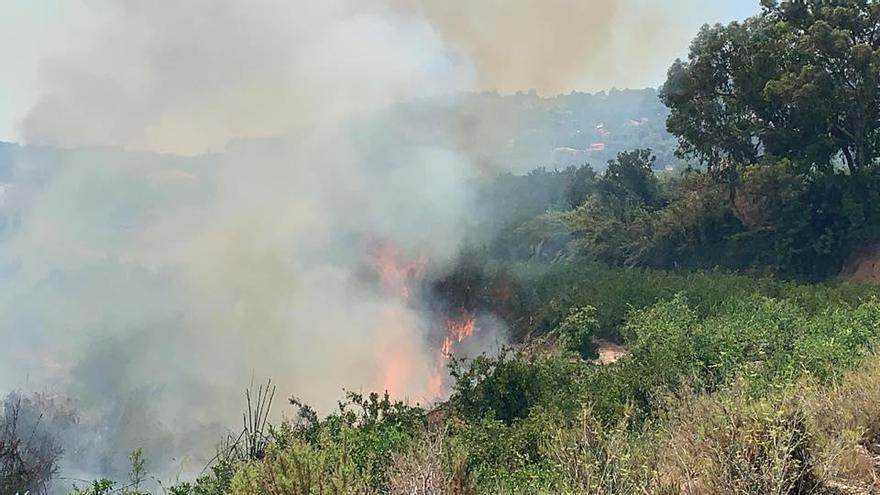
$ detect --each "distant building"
[553,147,591,166]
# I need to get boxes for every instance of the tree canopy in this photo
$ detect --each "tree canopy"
[661,0,880,173]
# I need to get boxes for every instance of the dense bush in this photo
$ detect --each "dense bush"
[481,259,878,343]
[280,391,426,492]
[479,143,878,282]
[228,437,369,495]
[565,157,880,280]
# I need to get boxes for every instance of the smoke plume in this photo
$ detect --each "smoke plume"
[3,0,711,486]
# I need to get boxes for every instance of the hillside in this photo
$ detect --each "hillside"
[375,88,677,173]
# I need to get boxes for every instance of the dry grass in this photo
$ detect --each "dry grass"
[647,352,880,495]
[539,406,667,494]
[388,434,462,495]
[658,386,817,495]
[802,354,880,493]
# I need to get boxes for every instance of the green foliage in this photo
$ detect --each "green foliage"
[661,1,880,172]
[724,161,880,279]
[316,392,424,490]
[505,211,572,263]
[623,294,880,398]
[478,167,577,235]
[566,150,734,270]
[438,282,880,492]
[553,306,599,360]
[69,450,151,495]
[165,457,238,495]
[128,448,146,491]
[229,436,368,495]
[567,194,656,267]
[69,479,115,495]
[475,133,880,280]
[509,261,782,340]
[540,406,663,494]
[597,149,663,209]
[563,164,598,209]
[566,163,711,270]
[563,155,880,278]
[449,351,586,425]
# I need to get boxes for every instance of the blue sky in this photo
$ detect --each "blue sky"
[710,0,765,23]
[0,1,762,144]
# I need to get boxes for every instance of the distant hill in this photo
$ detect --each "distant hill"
[373,88,677,173]
[0,88,674,181]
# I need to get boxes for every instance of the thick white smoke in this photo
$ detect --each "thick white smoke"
[5,0,483,483]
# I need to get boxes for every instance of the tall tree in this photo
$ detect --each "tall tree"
[661,0,880,173]
[598,149,662,208]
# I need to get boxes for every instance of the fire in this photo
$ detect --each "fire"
[367,240,480,401]
[447,310,477,342]
[370,242,428,303]
[440,336,454,356]
[428,311,478,397]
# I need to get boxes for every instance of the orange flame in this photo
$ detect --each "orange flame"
[369,242,429,397]
[370,242,428,303]
[428,311,478,398]
[367,240,480,401]
[447,310,477,342]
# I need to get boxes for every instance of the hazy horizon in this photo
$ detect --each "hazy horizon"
[2,1,760,148]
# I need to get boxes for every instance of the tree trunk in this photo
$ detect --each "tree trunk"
[853,103,869,171]
[842,146,856,174]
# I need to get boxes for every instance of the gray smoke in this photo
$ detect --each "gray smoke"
[4,0,491,485]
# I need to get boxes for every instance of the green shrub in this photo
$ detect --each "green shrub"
[553,306,599,360]
[229,436,368,495]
